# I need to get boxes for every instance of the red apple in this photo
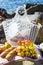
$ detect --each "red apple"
[0,49,3,54]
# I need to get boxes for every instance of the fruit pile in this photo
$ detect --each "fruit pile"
[0,40,38,61]
[0,42,11,54]
[16,40,38,58]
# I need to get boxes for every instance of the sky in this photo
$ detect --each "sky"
[0,0,43,14]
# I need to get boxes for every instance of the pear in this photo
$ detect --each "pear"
[5,42,11,48]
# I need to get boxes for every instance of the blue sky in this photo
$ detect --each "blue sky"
[0,0,43,14]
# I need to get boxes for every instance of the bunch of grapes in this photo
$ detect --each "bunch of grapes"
[16,40,38,58]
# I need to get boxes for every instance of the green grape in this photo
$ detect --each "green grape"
[21,52,24,57]
[25,46,29,51]
[17,52,24,57]
[17,52,21,56]
[21,46,25,51]
[17,46,22,50]
[30,50,32,54]
[25,51,30,57]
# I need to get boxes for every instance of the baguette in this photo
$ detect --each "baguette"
[6,48,17,61]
